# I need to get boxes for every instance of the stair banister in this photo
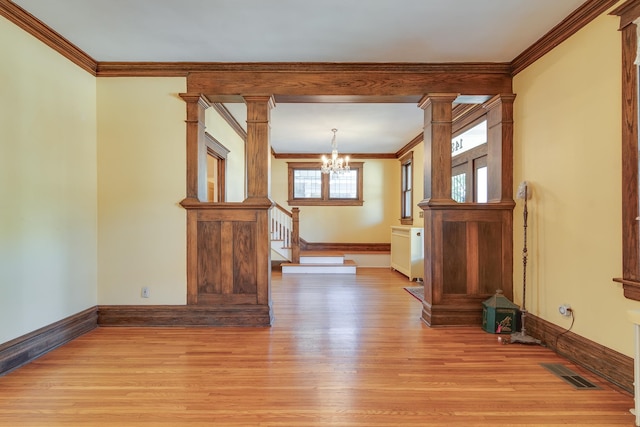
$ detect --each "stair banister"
[272,204,300,264]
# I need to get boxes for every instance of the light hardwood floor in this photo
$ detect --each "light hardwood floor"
[0,268,635,426]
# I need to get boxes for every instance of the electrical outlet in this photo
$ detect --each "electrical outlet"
[558,304,572,317]
[141,287,150,298]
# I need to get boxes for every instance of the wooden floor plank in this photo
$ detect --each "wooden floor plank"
[0,268,634,426]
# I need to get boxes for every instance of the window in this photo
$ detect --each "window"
[475,161,488,203]
[287,162,364,206]
[399,153,413,224]
[451,120,488,203]
[451,168,466,203]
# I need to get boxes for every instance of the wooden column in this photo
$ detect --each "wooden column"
[484,94,516,202]
[418,93,514,327]
[179,93,210,202]
[419,94,458,204]
[418,94,457,323]
[177,93,273,326]
[244,96,275,203]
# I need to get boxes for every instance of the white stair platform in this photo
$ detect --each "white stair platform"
[281,252,357,274]
[300,254,344,264]
[281,259,357,274]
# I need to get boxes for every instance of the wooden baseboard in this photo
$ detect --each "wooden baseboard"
[3,304,630,395]
[526,313,633,394]
[98,304,273,327]
[300,240,390,252]
[0,306,98,376]
[421,299,487,327]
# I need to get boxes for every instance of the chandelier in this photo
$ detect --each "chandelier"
[321,128,350,174]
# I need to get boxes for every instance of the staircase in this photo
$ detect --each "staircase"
[271,205,357,274]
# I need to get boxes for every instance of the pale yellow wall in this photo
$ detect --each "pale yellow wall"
[408,143,425,227]
[0,17,98,343]
[97,78,187,305]
[205,108,246,202]
[513,9,640,356]
[271,157,401,242]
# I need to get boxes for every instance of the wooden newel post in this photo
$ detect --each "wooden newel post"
[291,207,300,264]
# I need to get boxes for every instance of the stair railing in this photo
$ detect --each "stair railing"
[271,204,300,263]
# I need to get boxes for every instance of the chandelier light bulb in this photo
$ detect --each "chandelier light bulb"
[320,128,350,175]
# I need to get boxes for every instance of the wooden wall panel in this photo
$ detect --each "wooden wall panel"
[422,204,514,326]
[477,221,502,294]
[180,202,272,325]
[233,222,257,295]
[442,221,467,294]
[197,221,221,295]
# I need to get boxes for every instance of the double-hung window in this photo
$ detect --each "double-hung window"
[399,153,413,224]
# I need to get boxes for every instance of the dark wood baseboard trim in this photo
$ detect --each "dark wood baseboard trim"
[98,304,273,327]
[421,299,488,327]
[300,240,390,253]
[0,306,98,376]
[526,313,633,393]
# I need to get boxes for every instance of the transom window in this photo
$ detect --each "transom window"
[451,119,488,203]
[287,162,364,206]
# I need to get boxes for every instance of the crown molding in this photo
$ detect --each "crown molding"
[272,152,396,160]
[95,61,512,77]
[510,0,619,75]
[0,0,97,75]
[395,133,423,159]
[610,0,640,29]
[208,102,247,141]
[3,0,615,80]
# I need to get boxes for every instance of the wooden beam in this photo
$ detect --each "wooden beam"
[188,70,512,101]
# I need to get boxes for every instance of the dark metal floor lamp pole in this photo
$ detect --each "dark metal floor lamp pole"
[511,182,541,345]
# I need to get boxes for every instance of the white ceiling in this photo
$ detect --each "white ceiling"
[12,0,587,154]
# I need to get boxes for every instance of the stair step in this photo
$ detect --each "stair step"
[281,259,357,274]
[300,255,344,264]
[299,251,346,264]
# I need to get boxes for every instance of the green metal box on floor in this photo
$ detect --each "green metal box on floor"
[482,290,519,334]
